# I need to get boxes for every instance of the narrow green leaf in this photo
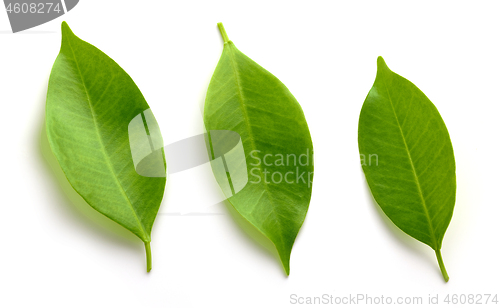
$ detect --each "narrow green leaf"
[358,56,456,282]
[204,23,314,275]
[46,22,166,272]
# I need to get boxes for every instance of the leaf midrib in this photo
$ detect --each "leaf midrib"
[383,80,437,250]
[224,43,286,244]
[65,34,149,242]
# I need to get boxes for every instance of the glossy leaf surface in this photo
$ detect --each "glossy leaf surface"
[358,57,456,281]
[46,22,166,272]
[204,23,314,275]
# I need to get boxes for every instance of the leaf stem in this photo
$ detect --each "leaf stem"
[145,242,152,272]
[217,22,230,44]
[435,249,449,282]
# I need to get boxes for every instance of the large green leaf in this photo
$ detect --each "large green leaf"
[358,57,456,282]
[203,23,314,275]
[45,22,166,272]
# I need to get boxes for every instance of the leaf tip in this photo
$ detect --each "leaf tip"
[61,21,70,32]
[59,21,73,50]
[376,56,388,70]
[60,21,75,41]
[278,250,291,276]
[375,56,392,81]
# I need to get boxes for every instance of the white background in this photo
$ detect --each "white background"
[0,1,499,307]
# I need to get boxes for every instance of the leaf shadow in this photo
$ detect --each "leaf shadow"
[217,198,287,277]
[359,170,439,274]
[36,107,144,261]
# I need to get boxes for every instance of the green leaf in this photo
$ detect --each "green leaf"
[358,56,456,282]
[45,22,166,272]
[203,23,314,275]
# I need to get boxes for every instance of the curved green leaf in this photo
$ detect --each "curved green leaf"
[358,56,456,282]
[45,22,166,272]
[204,23,314,275]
